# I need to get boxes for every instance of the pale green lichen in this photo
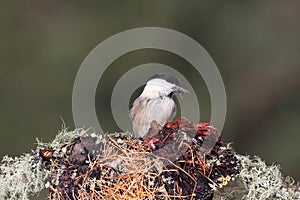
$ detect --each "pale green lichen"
[214,154,299,200]
[0,154,47,200]
[0,128,85,200]
[238,155,283,199]
[41,128,85,150]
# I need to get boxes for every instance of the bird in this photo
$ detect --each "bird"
[130,73,189,138]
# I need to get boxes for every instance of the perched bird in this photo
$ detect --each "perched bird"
[130,73,188,138]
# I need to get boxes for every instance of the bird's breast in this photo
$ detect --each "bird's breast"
[147,97,176,125]
[130,96,176,137]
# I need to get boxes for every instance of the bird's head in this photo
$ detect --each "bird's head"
[140,73,189,99]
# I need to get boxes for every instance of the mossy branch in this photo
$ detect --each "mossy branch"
[0,125,299,200]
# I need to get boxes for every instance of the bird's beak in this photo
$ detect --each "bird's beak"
[173,86,189,94]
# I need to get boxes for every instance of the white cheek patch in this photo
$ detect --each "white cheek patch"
[147,78,175,89]
[141,78,174,98]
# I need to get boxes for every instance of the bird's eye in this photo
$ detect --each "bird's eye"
[167,92,174,98]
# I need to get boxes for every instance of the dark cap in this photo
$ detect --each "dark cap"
[147,73,180,86]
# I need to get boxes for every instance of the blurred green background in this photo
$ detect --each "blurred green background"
[1,1,299,195]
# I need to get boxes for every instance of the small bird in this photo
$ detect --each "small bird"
[130,73,189,138]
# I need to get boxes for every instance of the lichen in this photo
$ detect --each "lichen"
[214,154,300,200]
[0,153,47,200]
[0,127,299,200]
[237,155,300,200]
